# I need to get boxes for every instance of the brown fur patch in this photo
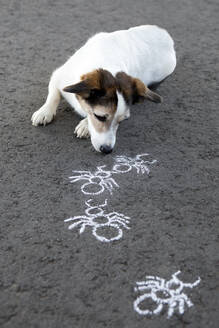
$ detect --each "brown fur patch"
[81,69,116,90]
[64,69,118,112]
[80,70,101,89]
[116,71,162,104]
[116,72,146,104]
[80,69,118,109]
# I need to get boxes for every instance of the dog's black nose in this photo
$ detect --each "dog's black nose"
[100,145,113,154]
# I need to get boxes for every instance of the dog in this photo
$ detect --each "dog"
[31,25,176,154]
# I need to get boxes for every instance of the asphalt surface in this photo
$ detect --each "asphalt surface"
[0,0,218,327]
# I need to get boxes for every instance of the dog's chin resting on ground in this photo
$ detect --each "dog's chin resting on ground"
[31,25,176,154]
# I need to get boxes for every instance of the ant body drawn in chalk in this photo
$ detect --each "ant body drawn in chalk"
[64,199,130,242]
[134,271,201,318]
[112,153,157,174]
[69,165,118,195]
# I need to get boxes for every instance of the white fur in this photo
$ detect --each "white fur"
[31,25,176,150]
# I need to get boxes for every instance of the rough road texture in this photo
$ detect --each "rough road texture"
[0,0,218,327]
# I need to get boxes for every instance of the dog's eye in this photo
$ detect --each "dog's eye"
[94,113,107,122]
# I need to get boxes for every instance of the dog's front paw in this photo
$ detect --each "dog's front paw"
[31,105,55,126]
[74,118,90,138]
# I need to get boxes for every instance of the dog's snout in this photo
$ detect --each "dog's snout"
[100,145,113,154]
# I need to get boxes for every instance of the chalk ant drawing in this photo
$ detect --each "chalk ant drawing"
[64,199,131,242]
[134,271,201,318]
[69,165,118,195]
[69,154,157,196]
[112,153,157,174]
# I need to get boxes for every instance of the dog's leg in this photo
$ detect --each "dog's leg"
[31,74,61,126]
[74,117,90,138]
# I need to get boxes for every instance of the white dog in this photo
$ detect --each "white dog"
[32,25,176,153]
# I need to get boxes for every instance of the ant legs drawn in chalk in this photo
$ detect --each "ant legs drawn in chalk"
[69,165,118,195]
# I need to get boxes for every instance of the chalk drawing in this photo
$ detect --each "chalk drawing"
[69,165,119,195]
[64,199,131,242]
[69,154,157,196]
[134,271,200,318]
[112,153,157,174]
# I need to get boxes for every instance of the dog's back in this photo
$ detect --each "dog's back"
[65,25,176,87]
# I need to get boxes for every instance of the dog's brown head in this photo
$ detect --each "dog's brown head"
[63,69,162,153]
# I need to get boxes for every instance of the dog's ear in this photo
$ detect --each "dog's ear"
[144,87,163,103]
[63,69,116,100]
[133,78,163,104]
[63,80,91,98]
[116,72,162,104]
